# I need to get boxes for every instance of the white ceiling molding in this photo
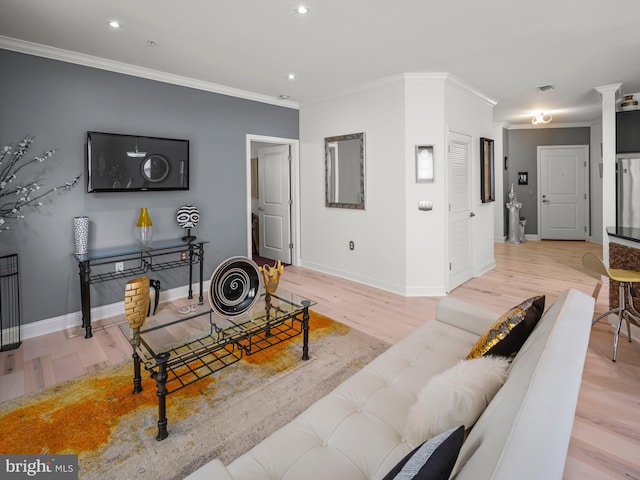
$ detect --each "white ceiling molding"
[507,121,595,130]
[300,74,407,106]
[0,35,300,110]
[443,74,497,107]
[403,72,497,107]
[302,72,497,108]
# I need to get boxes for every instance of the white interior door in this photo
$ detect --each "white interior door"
[539,146,588,240]
[448,132,473,291]
[258,145,292,263]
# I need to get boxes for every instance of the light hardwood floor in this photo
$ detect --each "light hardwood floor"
[1,240,638,479]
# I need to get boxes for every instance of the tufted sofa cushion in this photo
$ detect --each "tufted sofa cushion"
[226,320,480,480]
[186,290,593,480]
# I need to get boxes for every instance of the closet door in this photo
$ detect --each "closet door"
[448,132,473,291]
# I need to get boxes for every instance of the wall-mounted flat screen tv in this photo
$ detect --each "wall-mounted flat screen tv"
[87,131,189,192]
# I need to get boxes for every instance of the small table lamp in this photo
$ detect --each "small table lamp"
[176,204,200,242]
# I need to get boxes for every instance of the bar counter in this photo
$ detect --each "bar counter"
[606,226,640,312]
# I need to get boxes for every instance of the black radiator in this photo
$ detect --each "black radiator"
[0,254,21,351]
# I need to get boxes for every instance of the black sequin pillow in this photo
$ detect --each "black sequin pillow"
[467,295,545,359]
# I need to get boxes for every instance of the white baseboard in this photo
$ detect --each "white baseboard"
[20,282,210,341]
[300,260,410,296]
[300,260,447,297]
[475,260,496,278]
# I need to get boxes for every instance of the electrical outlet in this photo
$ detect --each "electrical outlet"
[349,241,355,251]
[181,251,188,261]
[115,262,124,272]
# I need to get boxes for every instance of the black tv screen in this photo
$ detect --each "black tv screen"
[87,131,189,192]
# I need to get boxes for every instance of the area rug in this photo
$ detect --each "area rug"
[0,312,389,480]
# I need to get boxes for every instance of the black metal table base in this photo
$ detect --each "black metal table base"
[130,302,311,441]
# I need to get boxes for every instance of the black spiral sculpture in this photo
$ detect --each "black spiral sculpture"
[209,256,262,317]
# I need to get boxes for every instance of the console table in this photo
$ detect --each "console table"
[73,239,207,338]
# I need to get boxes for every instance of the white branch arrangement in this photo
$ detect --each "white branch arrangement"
[0,136,81,231]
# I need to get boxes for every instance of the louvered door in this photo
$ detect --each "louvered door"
[448,132,473,290]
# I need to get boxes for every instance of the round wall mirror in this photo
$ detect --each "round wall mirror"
[141,154,170,183]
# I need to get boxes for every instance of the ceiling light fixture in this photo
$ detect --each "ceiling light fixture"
[108,20,122,29]
[296,5,309,14]
[126,141,147,158]
[288,73,296,80]
[279,94,290,100]
[532,112,552,125]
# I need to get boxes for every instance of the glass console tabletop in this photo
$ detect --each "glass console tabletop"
[118,288,316,440]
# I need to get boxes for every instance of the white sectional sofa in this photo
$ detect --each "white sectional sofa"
[186,288,594,480]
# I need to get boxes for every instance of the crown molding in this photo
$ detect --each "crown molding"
[301,74,407,106]
[594,83,623,97]
[302,72,497,108]
[404,72,497,106]
[442,73,498,107]
[506,121,595,130]
[0,35,300,110]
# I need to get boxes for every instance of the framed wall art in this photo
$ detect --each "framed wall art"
[415,145,434,182]
[480,137,495,203]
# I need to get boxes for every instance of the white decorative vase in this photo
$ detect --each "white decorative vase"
[74,216,89,255]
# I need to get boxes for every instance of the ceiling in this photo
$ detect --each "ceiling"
[1,0,639,126]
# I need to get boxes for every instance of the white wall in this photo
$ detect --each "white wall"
[493,125,506,242]
[299,78,407,292]
[403,75,447,295]
[299,74,496,296]
[445,80,497,278]
[590,120,604,244]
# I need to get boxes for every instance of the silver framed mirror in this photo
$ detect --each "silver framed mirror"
[325,132,365,209]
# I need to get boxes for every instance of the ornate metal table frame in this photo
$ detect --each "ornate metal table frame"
[74,239,207,339]
[123,292,313,441]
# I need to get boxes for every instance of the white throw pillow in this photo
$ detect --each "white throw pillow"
[404,356,511,446]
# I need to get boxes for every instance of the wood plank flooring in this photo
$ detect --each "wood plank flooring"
[1,240,638,479]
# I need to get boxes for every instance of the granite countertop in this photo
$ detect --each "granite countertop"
[607,226,640,244]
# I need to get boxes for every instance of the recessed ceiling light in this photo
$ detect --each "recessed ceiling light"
[146,40,156,47]
[288,73,296,80]
[279,94,290,100]
[296,5,309,14]
[108,20,122,29]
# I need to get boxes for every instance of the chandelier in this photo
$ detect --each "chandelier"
[531,112,552,125]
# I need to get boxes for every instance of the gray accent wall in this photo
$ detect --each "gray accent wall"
[506,127,590,235]
[0,50,298,326]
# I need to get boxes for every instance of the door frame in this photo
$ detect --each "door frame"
[246,134,301,266]
[536,145,590,240]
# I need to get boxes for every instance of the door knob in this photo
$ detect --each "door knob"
[258,206,264,211]
[542,199,550,204]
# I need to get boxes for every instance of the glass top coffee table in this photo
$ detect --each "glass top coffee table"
[119,289,316,440]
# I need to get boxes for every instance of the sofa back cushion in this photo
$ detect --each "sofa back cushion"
[451,289,594,480]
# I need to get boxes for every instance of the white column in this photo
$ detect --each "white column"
[594,83,621,265]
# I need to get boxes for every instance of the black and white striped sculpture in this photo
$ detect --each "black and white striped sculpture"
[176,204,200,242]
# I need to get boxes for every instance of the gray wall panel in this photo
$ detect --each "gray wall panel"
[506,127,590,235]
[0,50,298,325]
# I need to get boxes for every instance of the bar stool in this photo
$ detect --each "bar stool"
[582,253,640,362]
